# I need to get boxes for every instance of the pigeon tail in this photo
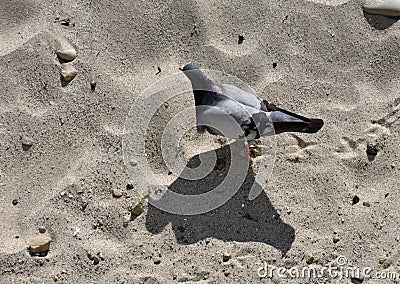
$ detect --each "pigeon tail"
[272,118,324,134]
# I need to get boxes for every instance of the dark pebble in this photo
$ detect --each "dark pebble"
[366,143,378,156]
[90,81,96,91]
[222,253,231,262]
[126,183,134,190]
[154,258,161,265]
[238,35,244,44]
[81,200,88,210]
[351,273,365,284]
[362,201,371,207]
[12,199,19,205]
[60,18,70,26]
[352,195,360,205]
[92,256,100,265]
[383,259,392,269]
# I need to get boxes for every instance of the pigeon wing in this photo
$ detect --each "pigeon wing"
[219,84,268,111]
[196,97,259,139]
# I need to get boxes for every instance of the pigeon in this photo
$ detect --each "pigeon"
[180,63,323,149]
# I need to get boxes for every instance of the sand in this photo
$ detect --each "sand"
[0,0,399,283]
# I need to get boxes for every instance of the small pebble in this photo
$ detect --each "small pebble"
[238,35,244,44]
[90,81,96,91]
[126,183,134,190]
[27,236,52,253]
[351,273,365,284]
[362,201,371,207]
[56,48,77,62]
[306,255,314,265]
[81,200,88,210]
[333,236,340,243]
[61,65,78,81]
[87,252,100,264]
[222,253,231,262]
[60,18,70,26]
[21,137,34,148]
[131,198,146,216]
[92,255,100,265]
[153,258,161,265]
[12,199,19,205]
[72,227,80,237]
[379,256,388,264]
[38,226,46,233]
[97,252,105,261]
[130,160,138,166]
[366,143,378,156]
[112,189,124,198]
[352,195,360,205]
[224,271,231,277]
[383,259,393,268]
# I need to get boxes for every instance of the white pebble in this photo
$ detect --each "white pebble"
[61,65,78,81]
[56,48,77,61]
[363,0,400,16]
[73,227,80,237]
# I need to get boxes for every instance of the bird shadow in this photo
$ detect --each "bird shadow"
[363,11,400,30]
[144,143,295,254]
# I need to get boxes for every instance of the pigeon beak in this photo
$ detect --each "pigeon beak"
[179,67,183,71]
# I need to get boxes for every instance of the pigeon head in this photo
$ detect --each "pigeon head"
[180,63,216,91]
[179,63,200,71]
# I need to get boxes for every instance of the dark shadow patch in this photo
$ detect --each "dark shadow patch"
[363,11,400,30]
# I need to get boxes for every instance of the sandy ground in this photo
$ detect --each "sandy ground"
[1,0,399,283]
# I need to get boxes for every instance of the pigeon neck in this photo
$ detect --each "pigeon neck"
[184,69,216,91]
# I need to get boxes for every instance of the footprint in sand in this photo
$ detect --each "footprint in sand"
[285,134,321,162]
[373,98,400,128]
[335,136,366,159]
[335,119,392,160]
[0,0,48,57]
